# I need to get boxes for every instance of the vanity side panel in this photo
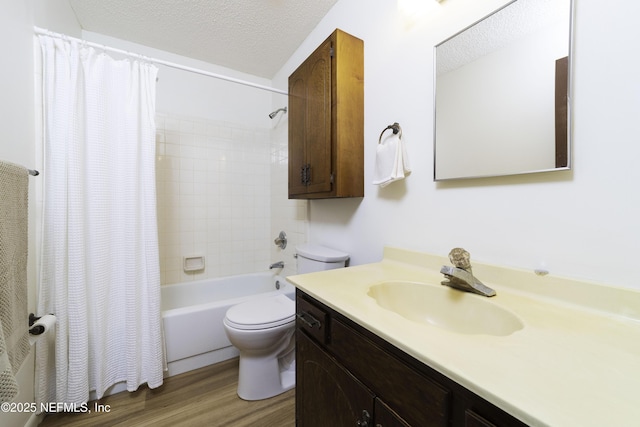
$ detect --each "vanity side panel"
[332,29,364,198]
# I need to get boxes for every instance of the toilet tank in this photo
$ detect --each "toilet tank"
[296,244,349,274]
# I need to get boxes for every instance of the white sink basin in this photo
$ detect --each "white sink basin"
[367,281,523,336]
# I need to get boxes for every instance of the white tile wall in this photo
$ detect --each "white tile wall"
[156,112,273,285]
[269,114,308,278]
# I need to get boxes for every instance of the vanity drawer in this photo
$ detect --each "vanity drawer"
[296,293,329,345]
[330,318,451,427]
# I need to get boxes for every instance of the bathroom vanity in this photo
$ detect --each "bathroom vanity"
[296,290,525,426]
[288,247,640,426]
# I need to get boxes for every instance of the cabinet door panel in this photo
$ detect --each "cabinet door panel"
[288,72,307,196]
[465,410,497,427]
[304,39,332,194]
[297,330,374,427]
[375,398,411,427]
[331,319,451,427]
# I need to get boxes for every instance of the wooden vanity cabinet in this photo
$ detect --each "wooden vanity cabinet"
[295,290,529,427]
[297,332,374,426]
[288,29,364,199]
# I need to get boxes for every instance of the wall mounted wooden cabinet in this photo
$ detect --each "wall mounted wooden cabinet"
[288,29,364,199]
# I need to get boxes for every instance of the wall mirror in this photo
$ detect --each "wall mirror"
[434,0,573,181]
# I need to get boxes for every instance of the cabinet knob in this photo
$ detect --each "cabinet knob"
[356,410,371,427]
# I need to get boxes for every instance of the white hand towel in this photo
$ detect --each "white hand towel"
[373,132,411,187]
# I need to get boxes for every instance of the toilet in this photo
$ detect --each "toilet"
[223,243,349,400]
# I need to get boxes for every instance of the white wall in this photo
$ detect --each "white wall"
[0,3,37,427]
[82,31,280,129]
[272,0,640,290]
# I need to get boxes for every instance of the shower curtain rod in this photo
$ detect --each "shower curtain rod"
[34,26,288,96]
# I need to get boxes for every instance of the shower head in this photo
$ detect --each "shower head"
[269,107,287,119]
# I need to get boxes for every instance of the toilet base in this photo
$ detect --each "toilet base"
[223,297,297,401]
[237,353,295,400]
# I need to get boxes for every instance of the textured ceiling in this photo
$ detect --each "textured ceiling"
[67,0,338,78]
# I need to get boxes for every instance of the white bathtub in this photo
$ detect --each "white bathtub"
[161,272,295,377]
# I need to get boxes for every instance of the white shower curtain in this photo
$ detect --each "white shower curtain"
[36,35,164,406]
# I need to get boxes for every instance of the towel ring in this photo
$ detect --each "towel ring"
[378,122,402,143]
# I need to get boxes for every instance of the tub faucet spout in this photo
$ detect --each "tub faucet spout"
[269,261,284,269]
[440,248,496,297]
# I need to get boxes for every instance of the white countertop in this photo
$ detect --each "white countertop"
[287,247,640,427]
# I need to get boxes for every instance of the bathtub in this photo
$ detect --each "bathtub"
[161,272,295,377]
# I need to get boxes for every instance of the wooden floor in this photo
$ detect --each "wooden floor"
[40,358,295,427]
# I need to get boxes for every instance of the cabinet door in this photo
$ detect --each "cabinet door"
[375,398,411,427]
[331,319,451,427]
[288,70,308,196]
[296,330,374,427]
[303,38,332,195]
[288,38,332,197]
[465,410,497,427]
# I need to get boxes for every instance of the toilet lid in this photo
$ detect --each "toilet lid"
[225,294,295,330]
[296,243,349,262]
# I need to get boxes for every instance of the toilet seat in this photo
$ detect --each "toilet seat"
[225,294,295,330]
